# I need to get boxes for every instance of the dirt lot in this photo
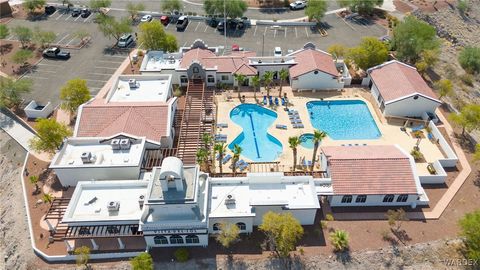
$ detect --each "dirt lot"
[0,40,43,78]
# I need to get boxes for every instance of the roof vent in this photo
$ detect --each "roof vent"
[138,194,145,210]
[111,139,120,150]
[120,139,131,150]
[107,201,120,212]
[225,194,236,205]
[128,79,138,88]
[81,152,96,164]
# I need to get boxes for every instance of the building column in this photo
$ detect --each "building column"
[64,240,73,252]
[117,238,125,249]
[90,239,99,250]
[45,219,55,233]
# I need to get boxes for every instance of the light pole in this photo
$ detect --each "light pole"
[223,0,227,55]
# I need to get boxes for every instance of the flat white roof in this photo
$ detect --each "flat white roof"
[209,173,320,218]
[248,56,296,65]
[50,136,145,168]
[107,75,172,103]
[63,180,149,224]
[141,51,182,71]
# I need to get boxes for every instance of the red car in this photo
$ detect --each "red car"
[232,44,240,51]
[160,15,169,25]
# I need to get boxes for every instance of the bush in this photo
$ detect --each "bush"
[329,230,349,252]
[173,86,183,97]
[459,210,480,260]
[410,149,424,161]
[458,47,480,74]
[325,213,334,221]
[320,220,328,229]
[137,50,144,57]
[381,230,392,241]
[459,73,474,86]
[174,248,189,262]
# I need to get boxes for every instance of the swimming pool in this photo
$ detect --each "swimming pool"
[306,100,381,140]
[229,104,283,162]
[299,133,314,149]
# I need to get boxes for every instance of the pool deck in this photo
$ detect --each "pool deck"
[215,87,445,173]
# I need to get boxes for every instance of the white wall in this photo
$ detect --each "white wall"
[144,234,208,247]
[252,205,317,225]
[291,70,343,91]
[55,166,141,187]
[428,121,458,168]
[418,160,447,184]
[370,83,382,108]
[384,96,441,117]
[255,65,289,78]
[216,73,233,85]
[24,101,54,119]
[209,217,254,233]
[206,71,217,87]
[329,194,418,207]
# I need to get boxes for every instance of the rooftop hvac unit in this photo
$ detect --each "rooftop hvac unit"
[120,139,131,150]
[111,139,120,150]
[224,194,236,205]
[138,194,145,209]
[128,79,138,88]
[80,152,95,164]
[107,201,120,212]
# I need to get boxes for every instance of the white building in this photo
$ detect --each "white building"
[366,60,442,118]
[50,134,146,186]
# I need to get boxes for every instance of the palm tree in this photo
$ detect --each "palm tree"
[201,133,212,171]
[329,229,349,252]
[262,71,274,98]
[234,74,246,98]
[311,130,327,171]
[231,144,242,175]
[214,143,226,174]
[29,175,39,194]
[42,193,54,204]
[278,68,289,98]
[288,136,300,171]
[196,148,209,172]
[251,75,260,100]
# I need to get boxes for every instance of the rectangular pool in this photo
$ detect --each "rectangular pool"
[306,100,381,140]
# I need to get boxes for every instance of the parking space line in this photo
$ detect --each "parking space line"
[182,41,187,47]
[104,55,127,59]
[273,29,276,38]
[65,15,72,21]
[55,13,64,20]
[23,75,48,80]
[84,16,92,23]
[37,62,58,67]
[295,27,298,38]
[56,34,70,44]
[31,70,56,73]
[204,25,208,32]
[194,22,201,32]
[213,27,217,33]
[65,37,77,46]
[74,15,81,22]
[89,72,113,76]
[264,26,267,35]
[184,22,190,31]
[49,10,58,16]
[97,60,123,64]
[95,66,119,70]
[86,79,108,83]
[305,27,309,37]
[253,25,257,36]
[285,28,287,38]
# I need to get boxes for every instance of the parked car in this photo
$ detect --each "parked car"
[71,8,81,17]
[290,0,307,10]
[80,8,91,18]
[140,14,152,22]
[117,34,134,48]
[44,5,56,15]
[274,47,282,57]
[160,15,170,25]
[176,16,189,31]
[43,47,70,60]
[217,20,225,31]
[232,44,240,51]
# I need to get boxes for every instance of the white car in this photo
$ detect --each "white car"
[140,15,152,22]
[274,47,282,57]
[290,1,307,10]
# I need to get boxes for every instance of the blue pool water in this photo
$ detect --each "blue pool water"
[306,100,381,140]
[299,133,314,149]
[229,104,283,162]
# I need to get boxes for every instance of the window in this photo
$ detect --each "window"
[383,194,395,203]
[221,75,229,81]
[185,235,199,244]
[79,227,90,235]
[193,67,199,73]
[377,93,383,103]
[397,194,408,202]
[207,75,215,83]
[180,75,188,83]
[236,222,246,231]
[212,223,220,231]
[154,236,168,245]
[341,195,352,203]
[413,95,419,100]
[355,195,367,203]
[106,226,119,234]
[170,235,184,244]
[314,70,319,75]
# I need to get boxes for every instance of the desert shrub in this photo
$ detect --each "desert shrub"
[459,73,474,86]
[320,220,328,229]
[173,86,183,97]
[325,213,334,221]
[458,46,480,74]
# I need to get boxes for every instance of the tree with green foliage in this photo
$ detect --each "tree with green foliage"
[457,0,469,14]
[42,193,54,204]
[305,0,327,22]
[126,2,145,21]
[138,20,178,52]
[392,16,440,63]
[459,210,480,260]
[329,229,349,252]
[262,71,274,97]
[234,73,246,98]
[0,24,9,39]
[161,0,183,12]
[289,136,300,171]
[74,246,90,269]
[97,16,132,46]
[11,49,33,68]
[231,144,242,175]
[251,75,260,99]
[23,0,46,14]
[33,27,56,49]
[59,78,91,116]
[174,248,189,262]
[196,148,209,172]
[311,130,327,171]
[214,142,226,174]
[202,132,212,152]
[13,26,33,48]
[216,222,240,249]
[0,77,32,109]
[89,0,111,11]
[29,118,72,154]
[386,208,408,232]
[473,144,480,162]
[337,0,383,15]
[347,36,388,70]
[130,252,153,270]
[449,104,480,136]
[328,44,347,59]
[259,211,304,258]
[278,68,289,98]
[435,79,453,98]
[458,46,480,74]
[29,175,39,193]
[204,0,247,18]
[415,49,439,75]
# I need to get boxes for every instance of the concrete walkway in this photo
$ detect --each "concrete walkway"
[332,110,472,221]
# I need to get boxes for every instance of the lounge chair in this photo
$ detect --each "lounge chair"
[411,125,424,132]
[289,115,300,120]
[291,119,303,124]
[428,133,434,140]
[268,96,273,106]
[274,97,279,106]
[222,154,232,164]
[276,124,287,129]
[216,153,221,160]
[263,96,267,105]
[239,162,249,171]
[281,97,286,106]
[293,123,304,128]
[216,123,228,128]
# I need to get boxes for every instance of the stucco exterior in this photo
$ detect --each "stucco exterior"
[329,194,418,207]
[291,70,343,91]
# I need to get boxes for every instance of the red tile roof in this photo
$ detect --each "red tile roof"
[179,48,216,69]
[322,145,418,195]
[369,60,440,103]
[233,63,257,76]
[179,48,257,74]
[289,48,338,78]
[76,104,170,143]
